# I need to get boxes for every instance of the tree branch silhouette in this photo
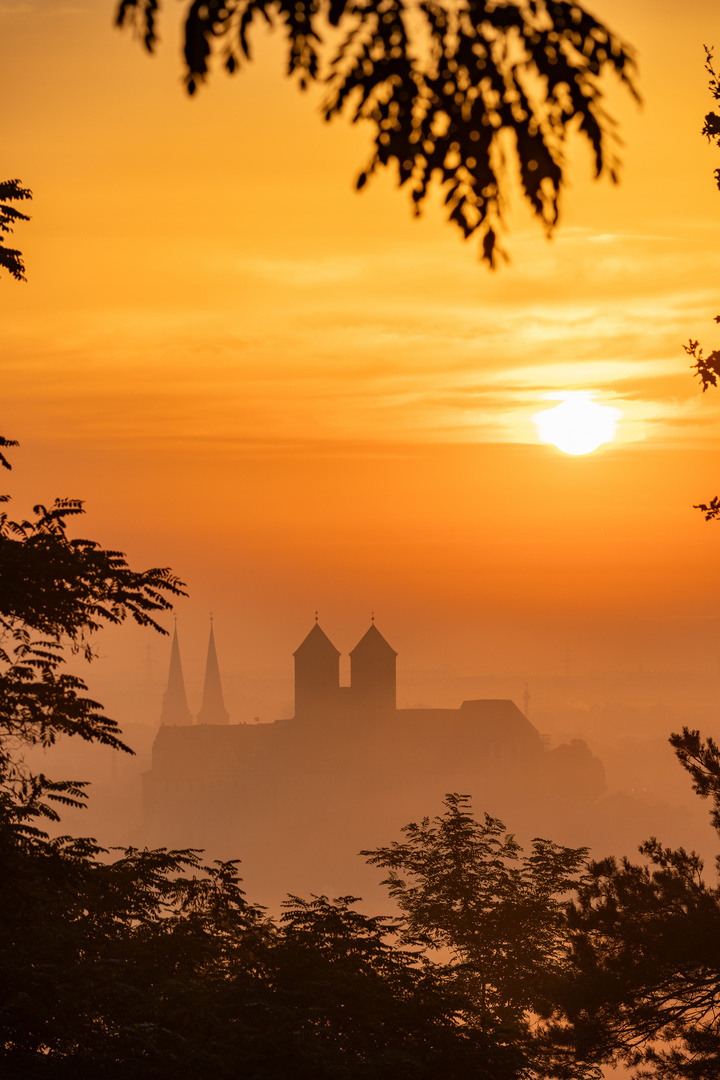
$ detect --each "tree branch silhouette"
[685,48,720,520]
[116,0,637,266]
[0,179,31,282]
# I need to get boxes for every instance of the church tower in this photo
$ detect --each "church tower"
[293,619,340,720]
[349,621,397,715]
[160,623,193,726]
[196,619,230,725]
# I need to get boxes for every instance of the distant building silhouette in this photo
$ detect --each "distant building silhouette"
[291,617,398,721]
[294,620,341,720]
[159,623,193,727]
[350,621,397,716]
[197,620,230,725]
[144,618,606,902]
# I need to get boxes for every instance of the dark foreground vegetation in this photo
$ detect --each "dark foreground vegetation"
[2,438,720,1080]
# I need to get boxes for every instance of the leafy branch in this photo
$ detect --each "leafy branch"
[116,0,637,265]
[0,443,186,832]
[684,49,720,521]
[0,179,32,282]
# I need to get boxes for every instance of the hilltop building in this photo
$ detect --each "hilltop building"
[143,619,605,902]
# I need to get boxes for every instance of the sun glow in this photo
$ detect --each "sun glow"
[533,394,623,456]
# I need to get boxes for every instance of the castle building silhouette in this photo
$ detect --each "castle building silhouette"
[144,619,605,902]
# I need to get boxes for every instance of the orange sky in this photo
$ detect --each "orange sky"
[4,0,720,723]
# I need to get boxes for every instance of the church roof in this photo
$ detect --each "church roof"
[293,621,341,658]
[349,622,398,657]
[196,622,230,725]
[160,624,193,726]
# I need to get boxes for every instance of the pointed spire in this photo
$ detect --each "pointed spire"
[350,620,397,714]
[196,618,230,725]
[349,621,398,658]
[160,621,193,726]
[293,621,341,659]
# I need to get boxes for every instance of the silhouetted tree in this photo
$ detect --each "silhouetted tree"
[0,442,255,1077]
[116,0,637,266]
[1,833,534,1077]
[0,840,272,1078]
[0,445,254,1077]
[683,49,720,519]
[362,792,592,1077]
[548,728,720,1080]
[0,445,185,834]
[0,442,218,1078]
[0,179,31,282]
[221,893,525,1080]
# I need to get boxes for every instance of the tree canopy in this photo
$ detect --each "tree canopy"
[0,180,31,282]
[116,0,637,265]
[363,792,592,1077]
[548,728,720,1080]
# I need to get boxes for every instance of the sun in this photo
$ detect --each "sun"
[532,394,623,456]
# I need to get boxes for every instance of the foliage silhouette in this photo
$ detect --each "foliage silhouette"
[684,49,720,519]
[116,0,637,266]
[0,180,31,282]
[548,728,720,1080]
[362,792,592,1077]
[2,854,538,1080]
[0,442,185,836]
[0,839,269,1079]
[238,893,525,1080]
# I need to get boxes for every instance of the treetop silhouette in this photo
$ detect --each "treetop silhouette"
[362,792,590,1077]
[549,728,720,1080]
[116,0,637,265]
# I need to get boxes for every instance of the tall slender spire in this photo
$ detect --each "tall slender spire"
[197,619,230,725]
[160,622,193,726]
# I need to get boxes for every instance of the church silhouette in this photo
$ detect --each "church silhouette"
[144,618,605,902]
